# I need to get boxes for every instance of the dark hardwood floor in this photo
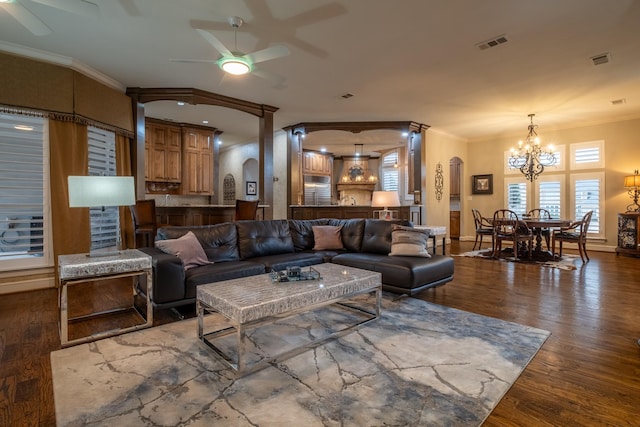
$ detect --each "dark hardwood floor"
[1,241,639,426]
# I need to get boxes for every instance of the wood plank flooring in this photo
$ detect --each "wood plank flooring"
[1,241,639,426]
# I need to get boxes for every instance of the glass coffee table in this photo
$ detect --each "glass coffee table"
[197,263,382,376]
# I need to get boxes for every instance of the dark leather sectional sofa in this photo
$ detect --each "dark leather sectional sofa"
[139,218,454,310]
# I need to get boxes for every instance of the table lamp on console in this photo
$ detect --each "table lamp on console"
[371,190,401,220]
[67,175,135,257]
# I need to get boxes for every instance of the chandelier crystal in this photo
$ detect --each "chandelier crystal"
[508,114,557,182]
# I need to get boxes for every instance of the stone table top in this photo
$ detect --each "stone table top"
[58,249,152,280]
[197,263,381,323]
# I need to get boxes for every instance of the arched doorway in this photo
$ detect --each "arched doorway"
[449,157,463,239]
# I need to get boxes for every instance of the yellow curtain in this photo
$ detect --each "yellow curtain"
[49,120,90,259]
[116,134,134,249]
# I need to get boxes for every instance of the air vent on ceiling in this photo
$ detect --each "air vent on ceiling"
[341,93,354,99]
[476,34,509,50]
[611,98,626,105]
[590,52,611,66]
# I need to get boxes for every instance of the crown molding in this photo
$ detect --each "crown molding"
[0,41,125,92]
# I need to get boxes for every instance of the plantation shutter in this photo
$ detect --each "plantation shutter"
[382,152,399,191]
[538,181,561,219]
[87,126,120,250]
[574,178,600,234]
[507,182,527,217]
[0,114,45,260]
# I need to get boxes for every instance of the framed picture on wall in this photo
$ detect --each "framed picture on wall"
[472,174,493,195]
[246,181,257,195]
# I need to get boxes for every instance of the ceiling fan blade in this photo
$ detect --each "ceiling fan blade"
[252,68,287,89]
[169,58,217,64]
[244,45,290,64]
[31,0,100,17]
[2,2,52,36]
[195,29,232,57]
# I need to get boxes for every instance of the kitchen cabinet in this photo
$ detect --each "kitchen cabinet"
[449,211,460,239]
[145,119,181,183]
[303,151,332,176]
[182,127,214,195]
[289,205,421,223]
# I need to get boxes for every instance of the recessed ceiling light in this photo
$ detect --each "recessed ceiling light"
[320,148,326,153]
[177,101,185,106]
[202,120,209,124]
[401,132,409,137]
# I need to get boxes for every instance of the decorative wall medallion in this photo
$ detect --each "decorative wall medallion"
[435,162,444,201]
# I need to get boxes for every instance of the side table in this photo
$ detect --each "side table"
[58,249,153,347]
[414,225,448,255]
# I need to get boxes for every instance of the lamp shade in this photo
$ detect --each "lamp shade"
[371,191,400,208]
[68,176,135,208]
[624,174,640,188]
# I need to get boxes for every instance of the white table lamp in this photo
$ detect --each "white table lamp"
[371,190,400,220]
[68,176,135,256]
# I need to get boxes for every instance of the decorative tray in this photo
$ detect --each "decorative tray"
[270,266,322,283]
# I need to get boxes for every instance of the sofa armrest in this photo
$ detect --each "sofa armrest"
[137,247,186,305]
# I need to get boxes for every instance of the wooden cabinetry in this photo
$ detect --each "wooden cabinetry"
[145,120,181,183]
[289,205,421,223]
[303,151,332,176]
[182,127,214,195]
[449,211,460,239]
[616,212,640,256]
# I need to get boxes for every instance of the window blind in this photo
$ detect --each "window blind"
[87,126,120,250]
[507,182,527,217]
[0,114,45,260]
[538,181,561,219]
[574,178,600,234]
[382,151,399,191]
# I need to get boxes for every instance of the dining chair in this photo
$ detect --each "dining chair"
[528,208,552,250]
[552,210,593,263]
[130,199,158,248]
[235,199,259,221]
[492,209,533,259]
[471,209,494,251]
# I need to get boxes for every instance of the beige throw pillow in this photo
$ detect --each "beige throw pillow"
[389,225,431,257]
[155,231,212,270]
[312,225,344,250]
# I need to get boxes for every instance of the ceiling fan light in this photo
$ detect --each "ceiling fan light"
[218,57,251,75]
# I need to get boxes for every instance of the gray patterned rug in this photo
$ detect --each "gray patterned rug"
[50,294,549,426]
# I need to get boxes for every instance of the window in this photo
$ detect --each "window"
[381,151,399,191]
[87,126,120,250]
[535,175,564,219]
[0,113,51,271]
[570,140,604,169]
[570,172,604,236]
[504,177,528,217]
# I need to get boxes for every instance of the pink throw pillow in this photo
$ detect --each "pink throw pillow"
[312,225,344,250]
[155,231,212,270]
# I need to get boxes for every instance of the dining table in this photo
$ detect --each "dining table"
[521,217,572,260]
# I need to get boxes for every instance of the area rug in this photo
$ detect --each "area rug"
[50,294,550,427]
[456,249,580,270]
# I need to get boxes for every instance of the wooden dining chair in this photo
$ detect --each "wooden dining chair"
[130,199,158,248]
[528,208,552,250]
[492,209,533,259]
[472,208,494,251]
[235,199,259,221]
[552,210,593,263]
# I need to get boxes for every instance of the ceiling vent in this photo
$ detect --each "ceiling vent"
[590,52,611,66]
[476,34,508,50]
[611,98,626,105]
[340,93,354,99]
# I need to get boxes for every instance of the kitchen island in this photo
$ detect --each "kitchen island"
[156,204,267,226]
[289,205,422,224]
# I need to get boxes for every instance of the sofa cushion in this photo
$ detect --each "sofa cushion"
[389,225,431,258]
[312,225,345,250]
[331,253,453,293]
[360,219,412,254]
[184,261,266,298]
[157,223,239,262]
[236,219,294,259]
[251,252,326,272]
[327,218,365,252]
[288,219,329,251]
[155,231,212,270]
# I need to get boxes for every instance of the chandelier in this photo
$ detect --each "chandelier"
[508,114,557,182]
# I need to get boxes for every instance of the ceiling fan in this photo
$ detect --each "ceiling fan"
[174,16,290,82]
[0,0,99,36]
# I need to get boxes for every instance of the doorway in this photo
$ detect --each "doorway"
[449,157,462,239]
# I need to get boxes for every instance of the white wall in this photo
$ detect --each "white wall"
[218,142,259,203]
